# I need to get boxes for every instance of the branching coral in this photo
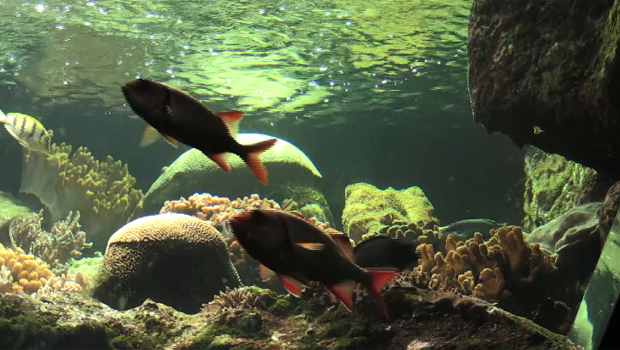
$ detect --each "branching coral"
[160,193,280,228]
[39,272,90,295]
[9,209,92,269]
[409,227,557,303]
[19,143,144,250]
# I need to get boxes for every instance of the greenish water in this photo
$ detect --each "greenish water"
[0,0,523,224]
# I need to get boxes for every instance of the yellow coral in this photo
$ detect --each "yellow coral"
[0,243,54,294]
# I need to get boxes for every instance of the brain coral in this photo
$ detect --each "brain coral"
[93,213,241,313]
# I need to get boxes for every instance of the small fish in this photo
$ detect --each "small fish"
[533,126,545,134]
[121,79,277,185]
[0,110,52,155]
[230,209,399,318]
[438,218,507,240]
[353,235,417,271]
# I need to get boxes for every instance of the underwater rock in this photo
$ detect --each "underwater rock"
[143,133,333,224]
[0,285,577,349]
[0,191,31,246]
[523,146,612,232]
[468,0,620,177]
[93,213,240,313]
[342,183,439,242]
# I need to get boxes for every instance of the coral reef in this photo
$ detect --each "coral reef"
[523,146,612,231]
[9,209,92,269]
[39,272,90,295]
[0,285,578,349]
[160,193,280,228]
[142,133,332,223]
[19,143,144,251]
[342,183,440,242]
[93,213,241,313]
[0,191,31,246]
[399,226,581,332]
[468,0,620,177]
[0,243,54,294]
[361,219,443,251]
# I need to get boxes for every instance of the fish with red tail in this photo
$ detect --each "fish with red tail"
[121,79,277,185]
[229,209,399,318]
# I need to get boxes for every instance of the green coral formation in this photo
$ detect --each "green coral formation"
[523,146,611,232]
[143,133,332,223]
[342,183,439,242]
[0,286,578,349]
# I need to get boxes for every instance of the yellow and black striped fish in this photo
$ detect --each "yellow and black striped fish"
[0,109,52,155]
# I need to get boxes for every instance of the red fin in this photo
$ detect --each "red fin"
[241,139,278,185]
[208,153,232,173]
[329,233,354,262]
[277,274,303,297]
[327,281,357,312]
[217,111,244,137]
[295,242,325,251]
[259,264,276,281]
[140,125,159,147]
[366,268,399,319]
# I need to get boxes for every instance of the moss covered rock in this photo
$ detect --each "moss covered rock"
[93,213,240,313]
[468,0,620,177]
[341,183,439,242]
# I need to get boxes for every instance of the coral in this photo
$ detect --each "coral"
[205,286,266,313]
[299,203,328,223]
[410,227,557,305]
[9,209,92,269]
[0,191,31,244]
[0,243,53,294]
[361,219,443,252]
[39,272,89,295]
[93,213,241,313]
[342,183,440,242]
[142,133,329,220]
[160,193,280,228]
[19,143,144,250]
[0,266,12,293]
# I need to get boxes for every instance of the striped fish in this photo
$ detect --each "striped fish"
[0,109,52,155]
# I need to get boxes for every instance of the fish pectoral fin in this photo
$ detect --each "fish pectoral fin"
[276,274,304,297]
[207,153,232,173]
[295,242,325,251]
[161,133,178,148]
[216,110,244,138]
[259,264,277,281]
[140,125,160,147]
[328,233,354,262]
[327,281,357,312]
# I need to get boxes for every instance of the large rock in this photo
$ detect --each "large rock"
[143,133,333,224]
[468,1,620,177]
[93,214,240,313]
[523,146,612,231]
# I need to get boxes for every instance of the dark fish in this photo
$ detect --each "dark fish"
[438,218,507,240]
[353,235,417,271]
[121,79,277,185]
[230,209,399,318]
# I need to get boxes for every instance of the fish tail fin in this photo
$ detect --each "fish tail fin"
[366,268,399,319]
[241,138,277,185]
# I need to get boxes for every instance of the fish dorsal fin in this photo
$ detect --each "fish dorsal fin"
[259,264,277,281]
[276,274,304,297]
[207,152,232,173]
[329,233,354,262]
[216,111,243,137]
[327,280,356,311]
[295,242,325,251]
[140,125,159,147]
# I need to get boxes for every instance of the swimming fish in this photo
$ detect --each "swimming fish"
[533,126,545,134]
[438,218,507,240]
[121,79,278,185]
[230,209,399,318]
[0,110,52,155]
[353,235,417,271]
